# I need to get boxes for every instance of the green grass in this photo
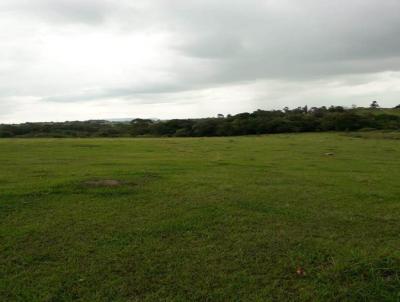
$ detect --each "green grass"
[1,133,400,301]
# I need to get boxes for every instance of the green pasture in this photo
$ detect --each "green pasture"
[0,133,399,301]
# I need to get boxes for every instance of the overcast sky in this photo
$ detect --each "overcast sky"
[1,0,400,123]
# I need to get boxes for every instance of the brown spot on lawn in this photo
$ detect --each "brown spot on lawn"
[84,179,131,188]
[296,267,306,276]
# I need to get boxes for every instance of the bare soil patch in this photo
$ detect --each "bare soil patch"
[84,179,128,188]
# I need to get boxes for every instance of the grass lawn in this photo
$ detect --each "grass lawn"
[0,133,399,301]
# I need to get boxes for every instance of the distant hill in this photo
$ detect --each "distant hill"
[105,118,134,123]
[104,118,160,123]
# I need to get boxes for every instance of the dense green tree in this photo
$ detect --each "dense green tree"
[370,101,380,109]
[1,106,400,138]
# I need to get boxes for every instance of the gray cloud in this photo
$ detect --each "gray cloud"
[1,0,400,122]
[1,0,115,24]
[43,84,188,103]
[165,0,400,81]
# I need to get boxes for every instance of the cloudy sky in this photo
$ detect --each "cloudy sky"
[1,0,400,123]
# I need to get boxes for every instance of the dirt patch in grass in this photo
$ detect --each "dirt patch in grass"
[81,173,160,190]
[84,179,133,188]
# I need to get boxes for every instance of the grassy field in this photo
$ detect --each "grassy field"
[1,133,399,301]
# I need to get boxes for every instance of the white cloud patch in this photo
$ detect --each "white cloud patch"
[1,0,400,122]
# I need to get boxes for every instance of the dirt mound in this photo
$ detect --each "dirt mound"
[84,179,124,187]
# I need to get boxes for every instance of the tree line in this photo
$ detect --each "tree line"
[1,105,400,138]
